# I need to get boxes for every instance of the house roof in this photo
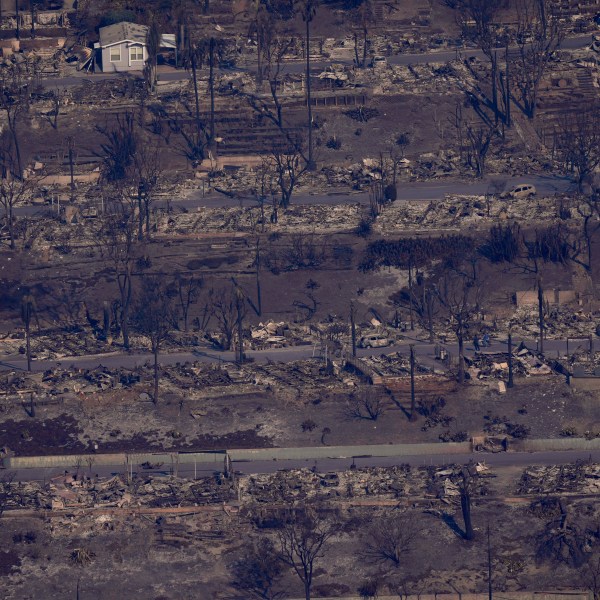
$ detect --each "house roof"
[98,22,148,48]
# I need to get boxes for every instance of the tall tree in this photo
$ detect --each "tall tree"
[554,105,600,192]
[436,263,483,384]
[145,17,161,93]
[349,0,374,68]
[20,289,40,372]
[0,143,38,250]
[277,506,336,600]
[511,0,563,120]
[299,0,319,170]
[98,186,139,349]
[232,538,285,600]
[132,276,177,404]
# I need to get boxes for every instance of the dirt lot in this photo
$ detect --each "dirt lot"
[0,361,594,457]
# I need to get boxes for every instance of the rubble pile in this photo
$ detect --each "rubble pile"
[465,347,552,381]
[360,352,431,377]
[376,194,571,234]
[516,463,600,495]
[1,472,237,512]
[242,463,491,504]
[506,306,594,341]
[566,351,600,376]
[159,202,363,235]
[0,462,498,514]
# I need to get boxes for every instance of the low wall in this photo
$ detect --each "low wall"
[516,437,600,452]
[287,594,589,600]
[6,437,600,470]
[569,376,600,392]
[3,442,470,469]
[40,173,100,185]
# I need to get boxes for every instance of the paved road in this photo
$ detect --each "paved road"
[0,335,591,373]
[13,173,575,217]
[182,174,574,209]
[6,448,600,483]
[39,34,594,89]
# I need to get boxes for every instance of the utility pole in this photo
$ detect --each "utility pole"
[350,300,356,357]
[408,260,414,331]
[303,1,317,170]
[409,344,416,420]
[235,285,244,364]
[66,136,75,203]
[255,238,262,316]
[209,37,216,146]
[426,287,434,343]
[137,181,145,241]
[15,0,20,40]
[487,523,493,600]
[537,276,544,354]
[507,331,514,388]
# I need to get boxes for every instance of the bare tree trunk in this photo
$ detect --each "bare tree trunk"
[426,288,434,343]
[236,300,244,364]
[103,301,111,338]
[67,137,75,202]
[137,189,144,241]
[190,50,202,147]
[8,203,15,250]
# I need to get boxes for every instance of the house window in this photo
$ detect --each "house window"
[130,45,144,61]
[109,47,121,62]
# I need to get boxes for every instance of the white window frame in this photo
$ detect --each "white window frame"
[109,46,121,62]
[129,45,144,62]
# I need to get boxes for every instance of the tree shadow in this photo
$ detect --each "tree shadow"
[441,512,466,539]
[388,392,412,420]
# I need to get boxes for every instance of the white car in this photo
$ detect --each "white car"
[507,184,536,199]
[359,335,390,349]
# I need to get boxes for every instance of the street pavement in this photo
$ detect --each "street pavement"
[12,173,575,218]
[39,34,594,89]
[6,448,600,483]
[0,335,591,373]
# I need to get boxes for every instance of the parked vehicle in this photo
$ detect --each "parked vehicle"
[370,55,387,68]
[507,184,537,199]
[359,334,390,349]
